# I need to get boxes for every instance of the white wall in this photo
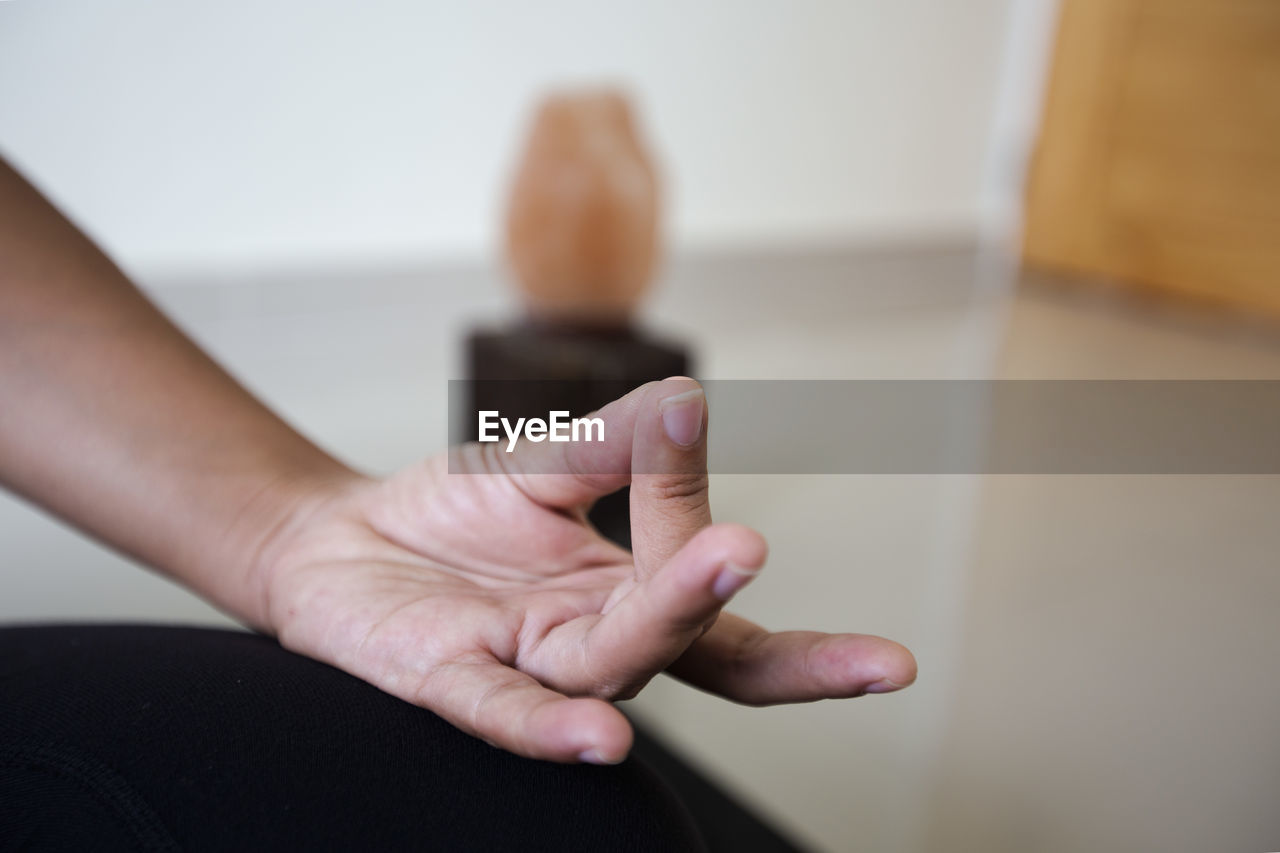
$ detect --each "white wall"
[0,0,1028,277]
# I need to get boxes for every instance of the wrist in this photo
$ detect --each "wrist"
[223,465,373,633]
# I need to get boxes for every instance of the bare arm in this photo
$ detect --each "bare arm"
[0,157,358,629]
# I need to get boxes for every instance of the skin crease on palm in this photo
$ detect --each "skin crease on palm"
[0,158,917,768]
[258,379,919,765]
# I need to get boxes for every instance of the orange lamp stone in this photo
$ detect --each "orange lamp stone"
[505,90,660,324]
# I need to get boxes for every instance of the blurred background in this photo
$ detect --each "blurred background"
[2,2,1278,852]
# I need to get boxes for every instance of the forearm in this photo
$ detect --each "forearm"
[0,158,359,629]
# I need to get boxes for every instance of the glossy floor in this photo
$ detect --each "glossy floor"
[2,250,1276,853]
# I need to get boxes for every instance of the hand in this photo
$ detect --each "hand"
[257,378,916,764]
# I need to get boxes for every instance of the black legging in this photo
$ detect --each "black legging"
[0,625,703,852]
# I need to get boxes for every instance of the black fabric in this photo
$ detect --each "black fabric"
[630,731,808,853]
[0,624,704,852]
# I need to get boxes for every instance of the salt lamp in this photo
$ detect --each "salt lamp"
[505,90,659,324]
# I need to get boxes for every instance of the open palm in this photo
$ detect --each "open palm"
[260,379,916,764]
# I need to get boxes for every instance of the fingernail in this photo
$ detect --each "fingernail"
[712,562,759,601]
[578,748,623,766]
[864,677,911,694]
[658,389,705,447]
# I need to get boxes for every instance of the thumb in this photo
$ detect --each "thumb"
[629,377,711,578]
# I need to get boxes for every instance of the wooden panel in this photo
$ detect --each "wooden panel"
[1023,0,1280,317]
